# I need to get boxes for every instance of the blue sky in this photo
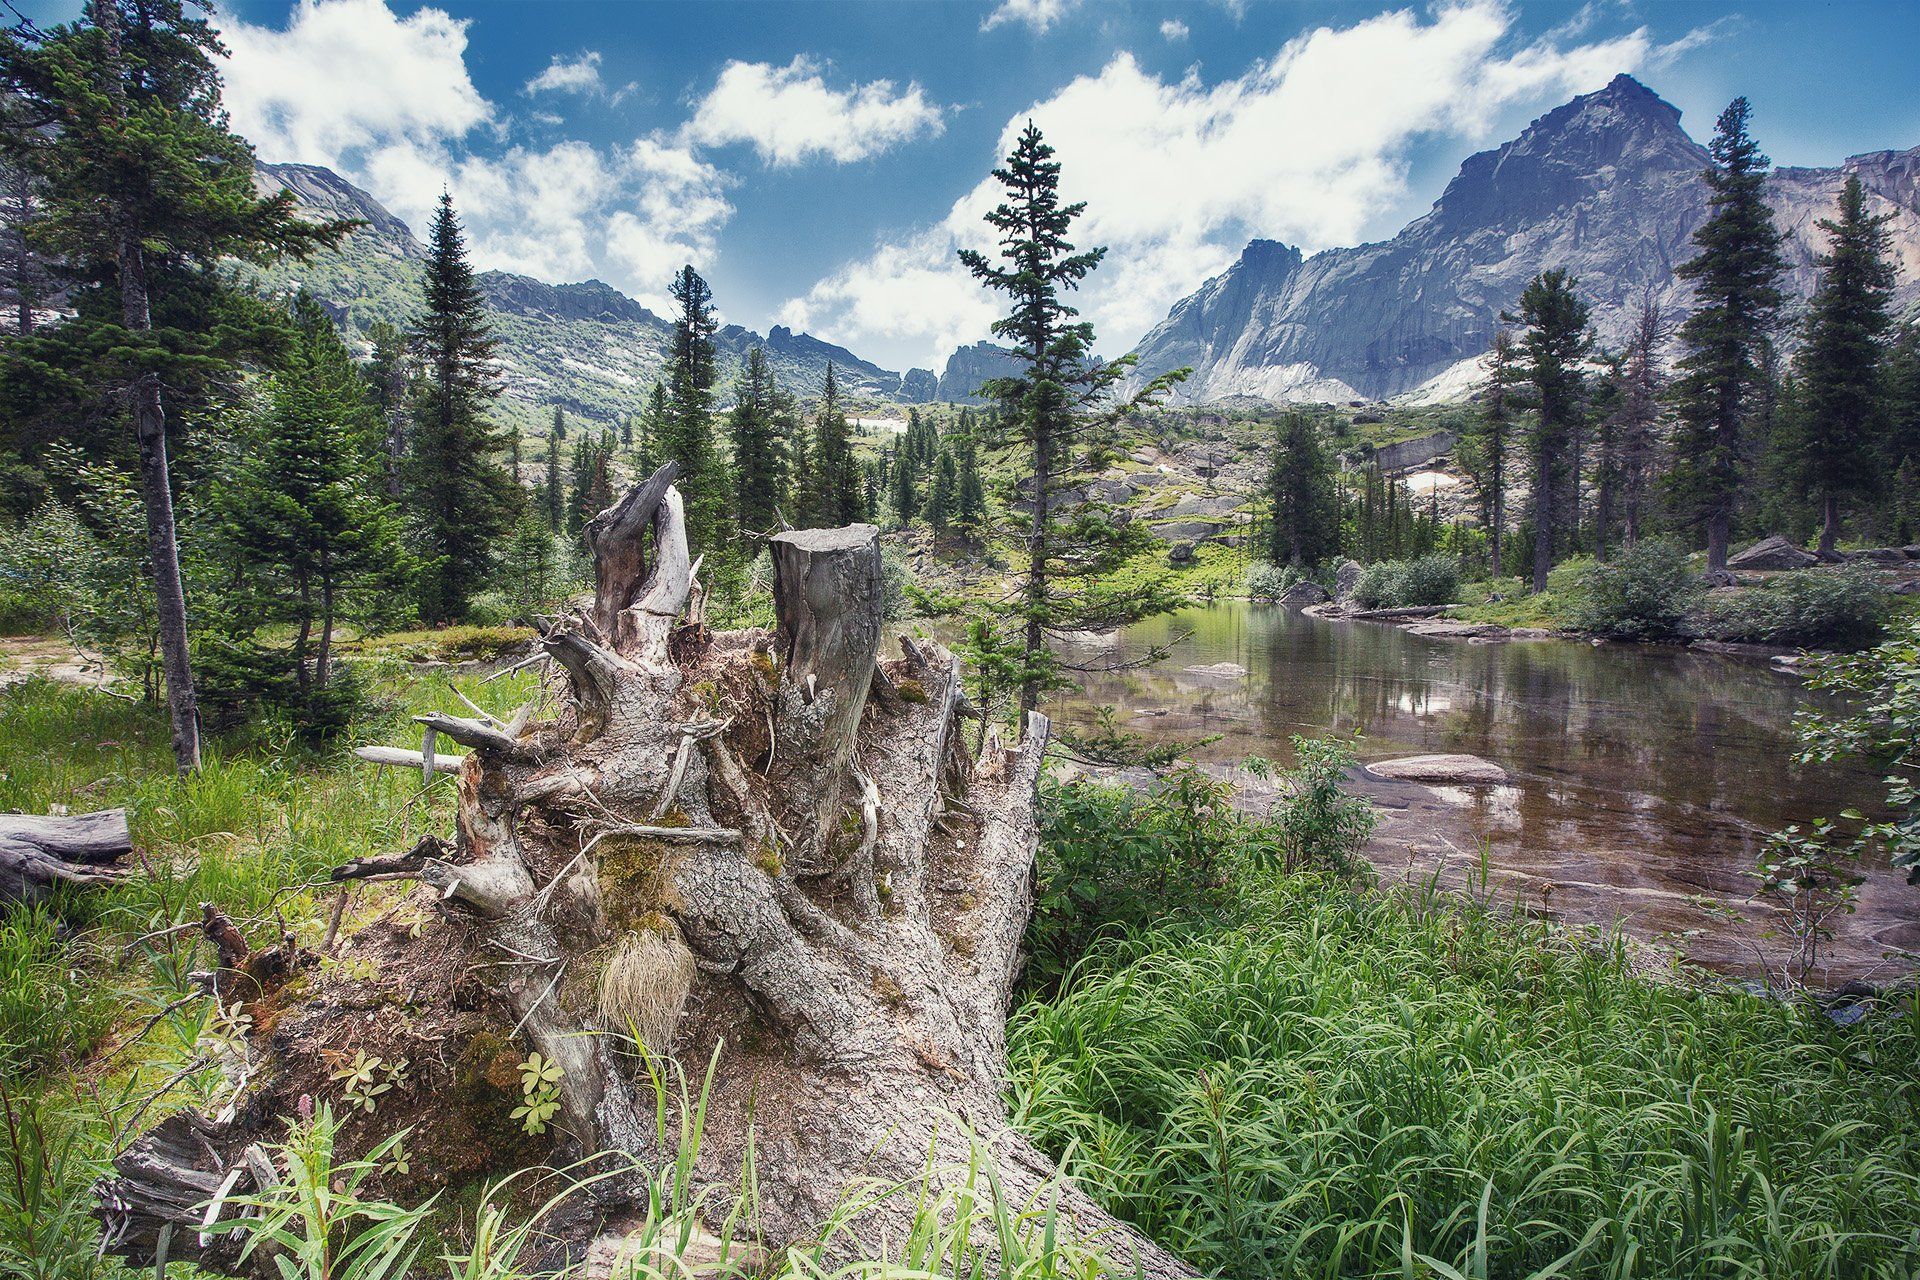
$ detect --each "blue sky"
[23,0,1920,371]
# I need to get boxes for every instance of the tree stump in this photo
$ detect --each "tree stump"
[94,481,1192,1279]
[0,808,133,905]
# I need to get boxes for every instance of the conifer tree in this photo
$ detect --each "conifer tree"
[1791,175,1897,555]
[544,423,563,533]
[956,434,987,532]
[553,404,568,441]
[637,381,665,475]
[800,362,861,524]
[1615,297,1670,548]
[365,321,410,498]
[958,122,1186,717]
[660,265,729,558]
[621,414,633,449]
[730,347,783,536]
[1458,328,1518,573]
[1263,412,1340,568]
[926,447,956,535]
[1668,98,1788,572]
[406,193,513,623]
[0,0,349,769]
[781,389,810,519]
[1510,270,1591,593]
[890,441,919,526]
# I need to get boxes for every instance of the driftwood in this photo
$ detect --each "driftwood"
[97,479,1194,1278]
[0,808,133,904]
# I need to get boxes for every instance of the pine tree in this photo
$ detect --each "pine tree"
[1668,98,1788,573]
[364,321,410,499]
[204,294,408,727]
[801,363,861,525]
[1884,323,1920,541]
[659,265,728,556]
[621,414,633,449]
[956,434,986,533]
[544,422,563,533]
[730,347,783,536]
[0,0,348,769]
[926,447,956,535]
[1458,327,1518,573]
[1792,175,1897,555]
[1510,270,1591,593]
[1263,412,1340,568]
[890,441,919,526]
[782,389,811,519]
[637,381,665,475]
[1616,297,1670,548]
[958,122,1186,717]
[503,506,558,621]
[406,193,514,623]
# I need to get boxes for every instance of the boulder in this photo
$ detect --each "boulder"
[1366,754,1509,785]
[1278,581,1331,605]
[1728,534,1818,570]
[1334,559,1364,601]
[1185,661,1248,680]
[1167,542,1196,564]
[1850,547,1910,564]
[1149,520,1221,544]
[1699,569,1739,589]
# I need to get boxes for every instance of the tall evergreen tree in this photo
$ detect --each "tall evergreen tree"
[1791,175,1897,555]
[544,422,563,533]
[800,362,861,525]
[659,265,728,556]
[1510,270,1591,594]
[1667,98,1788,573]
[730,347,783,536]
[955,433,986,533]
[0,0,348,769]
[364,321,410,499]
[958,122,1186,717]
[552,403,567,441]
[1458,328,1517,573]
[925,447,956,536]
[890,439,919,526]
[1263,412,1340,568]
[406,192,513,623]
[1615,297,1669,548]
[637,380,665,476]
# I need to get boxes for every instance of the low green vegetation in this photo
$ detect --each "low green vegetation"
[1016,775,1920,1280]
[1565,538,1698,638]
[1697,564,1893,648]
[1351,554,1460,609]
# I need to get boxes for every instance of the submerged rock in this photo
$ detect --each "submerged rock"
[1185,661,1249,679]
[1366,754,1509,785]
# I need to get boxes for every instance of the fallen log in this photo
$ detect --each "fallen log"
[350,745,468,772]
[0,808,133,905]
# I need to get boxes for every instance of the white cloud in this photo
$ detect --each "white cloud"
[525,51,603,96]
[981,0,1078,34]
[1160,18,1190,41]
[222,0,731,315]
[222,0,488,170]
[685,57,944,165]
[787,0,1714,366]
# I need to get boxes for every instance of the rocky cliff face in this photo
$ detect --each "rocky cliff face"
[935,341,1023,404]
[1132,75,1920,404]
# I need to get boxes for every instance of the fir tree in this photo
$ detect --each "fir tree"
[730,347,783,536]
[1668,98,1788,572]
[364,321,410,499]
[637,381,666,476]
[502,506,558,621]
[890,441,919,526]
[552,403,567,441]
[956,434,986,533]
[659,265,729,557]
[801,363,861,525]
[1615,297,1670,549]
[0,0,349,769]
[926,447,956,535]
[406,193,514,623]
[958,122,1187,717]
[1511,270,1591,593]
[1263,412,1340,568]
[1792,175,1897,555]
[544,422,563,533]
[1457,328,1517,573]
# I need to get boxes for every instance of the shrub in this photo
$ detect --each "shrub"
[1696,565,1890,649]
[1568,538,1699,638]
[1244,736,1378,876]
[1351,554,1459,608]
[1245,562,1313,600]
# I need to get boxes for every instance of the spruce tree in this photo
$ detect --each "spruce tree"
[890,441,919,526]
[1510,270,1591,593]
[0,0,348,769]
[958,122,1186,717]
[365,321,410,499]
[1668,98,1787,572]
[729,346,783,536]
[659,265,728,556]
[552,403,567,441]
[1263,412,1340,568]
[406,193,513,623]
[956,434,986,533]
[544,423,563,533]
[1458,328,1518,574]
[1792,175,1897,555]
[1616,297,1669,548]
[637,381,665,475]
[926,447,956,535]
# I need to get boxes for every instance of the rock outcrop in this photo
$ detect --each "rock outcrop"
[935,342,1024,404]
[1729,535,1819,570]
[1131,76,1920,404]
[1366,755,1509,785]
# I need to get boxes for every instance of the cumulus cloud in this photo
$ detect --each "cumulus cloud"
[685,57,944,165]
[1160,19,1190,41]
[222,0,488,170]
[785,0,1718,365]
[525,51,604,96]
[981,0,1078,34]
[222,0,731,314]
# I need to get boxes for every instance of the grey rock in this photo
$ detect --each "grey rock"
[1150,520,1223,543]
[1167,542,1196,564]
[1700,569,1740,589]
[1278,581,1331,605]
[1334,559,1364,601]
[898,367,938,403]
[1128,75,1920,404]
[1185,662,1248,679]
[1160,494,1242,519]
[935,341,1023,404]
[1728,534,1819,570]
[1366,754,1509,785]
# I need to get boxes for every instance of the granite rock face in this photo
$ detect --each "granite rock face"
[1728,535,1820,570]
[1131,76,1920,405]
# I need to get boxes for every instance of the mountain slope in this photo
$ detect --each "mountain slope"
[1132,76,1920,404]
[252,161,917,435]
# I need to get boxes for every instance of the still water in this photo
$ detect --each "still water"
[1043,603,1916,984]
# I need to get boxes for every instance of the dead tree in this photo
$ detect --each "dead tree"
[96,466,1191,1279]
[0,808,132,904]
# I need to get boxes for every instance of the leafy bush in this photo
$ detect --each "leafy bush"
[1244,736,1377,875]
[1696,565,1890,649]
[1351,554,1459,609]
[1568,538,1699,638]
[1245,562,1314,600]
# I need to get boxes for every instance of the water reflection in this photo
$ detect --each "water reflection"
[1044,604,1917,984]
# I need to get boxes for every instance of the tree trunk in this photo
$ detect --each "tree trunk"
[0,809,132,904]
[97,479,1192,1279]
[1819,493,1840,558]
[1531,448,1554,595]
[1707,508,1731,574]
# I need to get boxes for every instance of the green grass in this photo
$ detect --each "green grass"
[1012,781,1920,1280]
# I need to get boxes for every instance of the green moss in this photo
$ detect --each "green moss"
[897,678,929,703]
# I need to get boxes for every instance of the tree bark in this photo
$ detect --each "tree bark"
[97,480,1193,1279]
[0,808,132,904]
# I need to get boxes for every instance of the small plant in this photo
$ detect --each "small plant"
[1246,561,1315,600]
[513,1052,564,1135]
[327,1049,404,1114]
[1753,817,1864,991]
[1245,736,1378,875]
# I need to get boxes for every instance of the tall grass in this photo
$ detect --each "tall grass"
[1013,781,1920,1280]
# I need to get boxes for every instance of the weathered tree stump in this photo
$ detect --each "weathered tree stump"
[95,480,1192,1278]
[0,808,133,904]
